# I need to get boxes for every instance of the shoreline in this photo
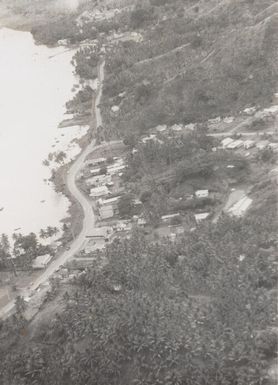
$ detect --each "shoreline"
[0,25,92,245]
[51,65,98,246]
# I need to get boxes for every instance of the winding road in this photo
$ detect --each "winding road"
[27,60,106,293]
[0,60,119,318]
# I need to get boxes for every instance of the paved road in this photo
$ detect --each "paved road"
[0,60,119,318]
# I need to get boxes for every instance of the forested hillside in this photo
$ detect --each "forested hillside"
[0,1,277,384]
[101,0,278,139]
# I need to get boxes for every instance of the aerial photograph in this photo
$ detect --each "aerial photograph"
[0,0,277,383]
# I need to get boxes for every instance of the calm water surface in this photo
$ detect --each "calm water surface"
[0,28,87,238]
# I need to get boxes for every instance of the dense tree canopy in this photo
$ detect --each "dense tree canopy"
[0,203,276,384]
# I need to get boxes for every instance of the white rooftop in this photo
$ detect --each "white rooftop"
[90,186,109,197]
[161,213,180,220]
[194,213,210,222]
[111,105,120,113]
[222,137,234,147]
[99,195,122,205]
[195,190,209,198]
[228,196,252,217]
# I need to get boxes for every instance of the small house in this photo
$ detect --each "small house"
[32,254,52,269]
[90,186,110,198]
[195,190,209,199]
[99,205,114,220]
[194,213,210,223]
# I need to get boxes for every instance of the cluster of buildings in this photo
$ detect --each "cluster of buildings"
[138,123,196,148]
[83,156,127,220]
[221,137,278,152]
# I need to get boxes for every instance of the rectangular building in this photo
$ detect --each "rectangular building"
[90,186,110,198]
[195,190,209,199]
[32,254,52,269]
[99,205,114,220]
